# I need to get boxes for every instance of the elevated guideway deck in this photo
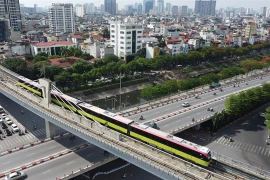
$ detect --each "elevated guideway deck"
[0,68,227,180]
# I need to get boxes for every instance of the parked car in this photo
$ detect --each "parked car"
[1,123,8,129]
[0,118,3,123]
[5,171,26,180]
[260,112,266,117]
[2,113,6,118]
[5,118,13,125]
[264,119,269,126]
[182,102,190,107]
[4,129,12,136]
[209,83,221,89]
[11,124,19,132]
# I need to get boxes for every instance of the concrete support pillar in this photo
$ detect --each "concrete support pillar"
[193,124,201,130]
[45,120,55,138]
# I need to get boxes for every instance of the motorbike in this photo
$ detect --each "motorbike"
[213,93,216,95]
[139,116,144,120]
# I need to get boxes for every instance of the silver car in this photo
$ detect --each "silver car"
[5,171,26,180]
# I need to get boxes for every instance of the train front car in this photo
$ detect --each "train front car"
[129,123,211,167]
[17,76,43,97]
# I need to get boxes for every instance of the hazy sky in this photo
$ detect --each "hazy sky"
[20,0,270,10]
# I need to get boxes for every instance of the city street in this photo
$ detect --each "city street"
[178,104,270,171]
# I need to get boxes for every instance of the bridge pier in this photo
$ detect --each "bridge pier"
[45,120,56,138]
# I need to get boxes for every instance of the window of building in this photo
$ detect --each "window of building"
[111,25,115,28]
[137,41,141,43]
[38,48,41,52]
[111,30,115,33]
[120,31,124,34]
[137,36,141,38]
[137,31,142,33]
[127,31,131,34]
[127,37,131,39]
[126,47,131,49]
[132,26,135,28]
[120,47,124,49]
[120,36,124,39]
[126,42,131,44]
[111,35,115,38]
[137,46,141,49]
[112,40,115,43]
[120,41,124,44]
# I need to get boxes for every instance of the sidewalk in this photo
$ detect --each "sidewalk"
[118,69,269,115]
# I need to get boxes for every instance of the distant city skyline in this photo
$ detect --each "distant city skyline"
[20,0,270,10]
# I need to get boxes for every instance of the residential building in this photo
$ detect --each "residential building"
[104,0,116,15]
[138,3,143,13]
[0,0,22,41]
[110,17,143,60]
[245,22,256,39]
[76,5,85,17]
[146,42,160,59]
[144,0,154,13]
[31,41,76,56]
[48,4,75,35]
[165,3,171,14]
[232,34,242,47]
[181,6,188,16]
[171,6,178,16]
[0,19,9,42]
[260,7,267,17]
[194,0,216,16]
[157,0,164,13]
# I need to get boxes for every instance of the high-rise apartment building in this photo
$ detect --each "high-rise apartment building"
[138,3,143,13]
[143,0,154,13]
[104,0,116,15]
[171,6,178,16]
[0,0,22,31]
[76,5,85,17]
[260,7,267,17]
[48,3,75,35]
[157,0,164,13]
[0,19,9,42]
[165,3,171,13]
[194,0,216,16]
[181,6,188,16]
[110,17,143,60]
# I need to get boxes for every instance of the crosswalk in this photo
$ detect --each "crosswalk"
[0,126,65,151]
[0,133,37,151]
[214,137,270,157]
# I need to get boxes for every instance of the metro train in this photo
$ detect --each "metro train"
[17,76,212,166]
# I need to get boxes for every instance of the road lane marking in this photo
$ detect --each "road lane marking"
[2,161,12,165]
[243,143,249,150]
[43,170,51,174]
[253,146,259,153]
[260,148,265,155]
[258,147,261,154]
[66,161,74,165]
[265,149,269,156]
[27,152,36,156]
[87,153,94,157]
[250,145,255,152]
[268,150,270,156]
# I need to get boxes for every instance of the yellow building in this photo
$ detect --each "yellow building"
[245,22,256,39]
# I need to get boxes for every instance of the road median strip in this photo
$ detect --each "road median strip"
[0,143,91,178]
[0,132,71,157]
[120,73,269,117]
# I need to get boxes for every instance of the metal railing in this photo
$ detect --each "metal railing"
[212,151,270,179]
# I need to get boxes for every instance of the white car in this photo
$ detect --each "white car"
[0,118,3,123]
[11,124,19,132]
[182,102,190,107]
[2,113,6,118]
[5,171,26,180]
[5,118,12,125]
[264,120,269,126]
[260,112,266,117]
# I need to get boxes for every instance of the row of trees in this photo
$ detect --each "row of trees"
[211,83,270,131]
[3,42,270,89]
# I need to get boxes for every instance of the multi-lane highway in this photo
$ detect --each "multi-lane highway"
[128,75,269,122]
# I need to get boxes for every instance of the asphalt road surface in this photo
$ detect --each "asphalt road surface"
[23,146,108,180]
[0,135,86,173]
[178,103,270,171]
[129,76,269,122]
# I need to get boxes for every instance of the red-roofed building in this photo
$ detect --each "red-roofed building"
[50,56,81,68]
[31,41,76,56]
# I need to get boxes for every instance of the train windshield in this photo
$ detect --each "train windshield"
[207,152,211,159]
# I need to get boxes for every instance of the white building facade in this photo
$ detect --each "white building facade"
[110,18,143,60]
[48,3,75,35]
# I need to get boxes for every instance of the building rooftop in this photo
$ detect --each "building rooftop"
[32,41,75,47]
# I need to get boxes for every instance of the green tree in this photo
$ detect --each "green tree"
[141,86,155,99]
[102,54,119,64]
[136,48,146,58]
[80,53,94,60]
[3,58,27,75]
[54,71,72,86]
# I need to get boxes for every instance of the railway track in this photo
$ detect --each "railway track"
[0,68,266,180]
